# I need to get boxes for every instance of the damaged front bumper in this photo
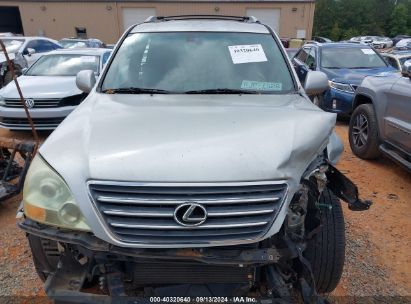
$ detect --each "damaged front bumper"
[19,220,288,266]
[19,219,301,303]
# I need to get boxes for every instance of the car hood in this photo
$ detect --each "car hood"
[0,75,81,99]
[39,93,338,246]
[41,93,336,188]
[321,66,396,85]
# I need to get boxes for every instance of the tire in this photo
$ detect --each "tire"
[348,104,381,159]
[28,235,60,282]
[305,189,345,293]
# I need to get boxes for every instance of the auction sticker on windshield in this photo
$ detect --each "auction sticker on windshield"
[228,44,267,64]
[241,80,282,91]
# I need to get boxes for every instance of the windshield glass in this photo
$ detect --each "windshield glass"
[321,47,387,69]
[59,40,87,49]
[101,32,295,94]
[26,54,99,76]
[1,38,24,53]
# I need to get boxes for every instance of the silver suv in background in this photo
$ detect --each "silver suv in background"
[0,48,111,130]
[349,60,411,171]
[18,16,371,302]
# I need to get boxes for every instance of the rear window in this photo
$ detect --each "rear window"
[101,32,295,94]
[321,47,387,69]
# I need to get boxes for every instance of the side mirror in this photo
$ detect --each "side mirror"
[26,48,36,56]
[401,60,411,79]
[304,71,329,96]
[76,70,96,93]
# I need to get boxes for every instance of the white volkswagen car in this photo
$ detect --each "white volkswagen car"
[0,48,111,130]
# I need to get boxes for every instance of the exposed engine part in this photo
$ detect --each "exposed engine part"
[310,164,329,193]
[287,184,309,240]
[265,265,291,298]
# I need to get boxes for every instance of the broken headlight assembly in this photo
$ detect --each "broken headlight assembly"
[23,155,91,231]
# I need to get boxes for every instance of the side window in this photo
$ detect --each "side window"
[36,40,59,53]
[25,40,39,53]
[102,51,111,65]
[305,48,316,69]
[296,47,309,63]
[385,57,399,70]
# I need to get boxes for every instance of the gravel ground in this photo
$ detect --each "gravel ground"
[0,124,410,303]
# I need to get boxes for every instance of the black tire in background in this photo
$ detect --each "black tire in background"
[305,189,345,293]
[349,104,381,159]
[28,235,60,282]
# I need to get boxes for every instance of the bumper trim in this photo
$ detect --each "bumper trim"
[19,220,291,266]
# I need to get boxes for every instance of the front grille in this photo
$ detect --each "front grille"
[88,181,287,245]
[4,98,60,108]
[0,117,65,128]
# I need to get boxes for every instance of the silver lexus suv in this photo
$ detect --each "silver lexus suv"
[19,16,371,303]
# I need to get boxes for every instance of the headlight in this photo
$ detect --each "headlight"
[23,155,91,231]
[329,81,354,93]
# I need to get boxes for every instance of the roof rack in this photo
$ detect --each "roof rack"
[145,15,259,23]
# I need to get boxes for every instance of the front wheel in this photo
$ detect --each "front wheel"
[349,104,381,159]
[304,189,345,293]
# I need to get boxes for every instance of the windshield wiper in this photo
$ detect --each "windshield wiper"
[184,88,259,94]
[103,87,171,94]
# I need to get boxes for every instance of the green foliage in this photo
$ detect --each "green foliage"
[313,0,411,39]
[389,4,409,36]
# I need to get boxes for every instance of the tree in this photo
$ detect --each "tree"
[389,3,410,36]
[312,0,410,39]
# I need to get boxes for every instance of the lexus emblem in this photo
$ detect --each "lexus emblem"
[174,203,207,227]
[25,99,35,109]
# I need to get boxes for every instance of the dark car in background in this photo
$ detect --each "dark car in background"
[292,42,396,115]
[349,60,411,171]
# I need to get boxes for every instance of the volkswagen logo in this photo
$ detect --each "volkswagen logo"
[25,99,35,109]
[174,203,207,227]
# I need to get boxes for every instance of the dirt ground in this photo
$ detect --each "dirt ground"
[0,123,410,303]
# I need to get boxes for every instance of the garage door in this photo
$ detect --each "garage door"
[246,9,280,34]
[122,8,156,31]
[0,6,23,34]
